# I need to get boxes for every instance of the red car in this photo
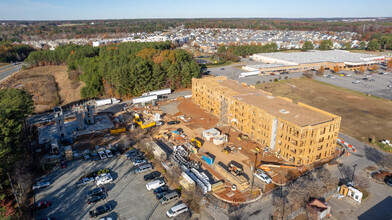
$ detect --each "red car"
[35,201,52,210]
[61,160,67,169]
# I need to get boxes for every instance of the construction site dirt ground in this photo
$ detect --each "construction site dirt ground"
[256,77,392,146]
[158,98,300,196]
[0,66,84,112]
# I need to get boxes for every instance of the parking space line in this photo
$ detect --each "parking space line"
[145,201,160,220]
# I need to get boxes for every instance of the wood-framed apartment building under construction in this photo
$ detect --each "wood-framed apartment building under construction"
[192,77,341,165]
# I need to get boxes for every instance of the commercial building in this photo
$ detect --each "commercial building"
[192,77,341,165]
[246,50,385,74]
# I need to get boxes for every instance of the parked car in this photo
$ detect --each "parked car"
[130,155,145,162]
[146,179,165,191]
[153,185,169,195]
[84,154,92,162]
[87,187,105,198]
[352,80,361,84]
[369,79,375,82]
[95,173,113,186]
[105,149,113,158]
[133,159,148,166]
[166,203,189,218]
[91,153,100,161]
[33,181,51,190]
[98,151,107,160]
[156,191,169,200]
[60,160,67,169]
[35,201,52,210]
[135,164,153,174]
[125,149,139,158]
[362,77,369,81]
[87,192,106,204]
[144,172,161,181]
[254,169,272,184]
[345,73,352,77]
[89,203,112,218]
[388,84,392,88]
[76,177,95,188]
[327,75,335,78]
[386,178,392,187]
[110,147,122,156]
[160,192,180,205]
[167,121,180,125]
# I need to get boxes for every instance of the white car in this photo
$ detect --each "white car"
[146,179,165,191]
[345,73,352,77]
[388,84,392,88]
[254,169,272,184]
[105,149,113,158]
[95,173,113,186]
[98,151,107,160]
[166,203,189,218]
[33,181,51,190]
[133,159,147,167]
[76,177,94,187]
[327,75,335,79]
[352,80,360,84]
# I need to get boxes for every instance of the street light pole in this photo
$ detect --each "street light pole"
[250,147,260,193]
[351,164,358,185]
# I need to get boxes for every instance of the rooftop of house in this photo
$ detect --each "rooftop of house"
[195,77,339,127]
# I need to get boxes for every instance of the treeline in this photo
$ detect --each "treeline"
[0,89,34,218]
[26,42,201,98]
[369,33,392,50]
[0,40,34,62]
[216,43,278,57]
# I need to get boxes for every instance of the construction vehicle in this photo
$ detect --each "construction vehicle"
[259,163,304,172]
[110,127,126,134]
[237,133,249,141]
[190,137,204,148]
[228,161,244,176]
[154,130,171,140]
[133,114,156,129]
[222,146,232,154]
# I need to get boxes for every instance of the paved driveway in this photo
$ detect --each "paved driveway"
[34,156,169,220]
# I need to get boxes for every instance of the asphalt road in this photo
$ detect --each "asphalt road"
[34,155,169,220]
[0,63,23,82]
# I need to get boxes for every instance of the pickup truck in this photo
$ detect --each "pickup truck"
[254,169,272,184]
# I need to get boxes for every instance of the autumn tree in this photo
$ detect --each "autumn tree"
[387,59,392,69]
[371,64,379,71]
[342,42,351,50]
[319,66,325,74]
[359,41,366,50]
[217,45,227,53]
[333,65,340,73]
[136,48,158,60]
[358,65,365,73]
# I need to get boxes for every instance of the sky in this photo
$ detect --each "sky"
[0,0,391,20]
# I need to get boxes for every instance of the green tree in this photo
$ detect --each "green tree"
[319,40,333,50]
[359,41,366,50]
[217,45,227,53]
[366,40,381,51]
[301,41,314,51]
[342,42,351,50]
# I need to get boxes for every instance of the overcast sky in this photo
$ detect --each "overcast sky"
[0,0,391,20]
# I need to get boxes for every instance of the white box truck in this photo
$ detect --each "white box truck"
[239,71,260,78]
[95,98,121,107]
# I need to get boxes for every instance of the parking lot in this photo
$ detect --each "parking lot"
[314,70,392,100]
[34,155,171,220]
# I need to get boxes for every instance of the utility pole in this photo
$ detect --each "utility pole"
[250,147,260,193]
[351,164,358,185]
[7,172,21,214]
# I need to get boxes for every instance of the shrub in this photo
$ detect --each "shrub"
[285,76,288,79]
[256,80,260,84]
[274,78,278,82]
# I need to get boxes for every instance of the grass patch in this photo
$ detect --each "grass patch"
[256,78,392,146]
[206,61,234,68]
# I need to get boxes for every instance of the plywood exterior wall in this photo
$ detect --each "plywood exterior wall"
[192,77,341,165]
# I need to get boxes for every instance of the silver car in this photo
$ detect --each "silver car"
[33,181,51,190]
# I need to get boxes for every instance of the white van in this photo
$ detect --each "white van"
[105,149,113,158]
[146,179,165,191]
[166,203,188,218]
[135,164,153,174]
[98,151,107,160]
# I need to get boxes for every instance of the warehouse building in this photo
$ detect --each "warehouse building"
[192,77,341,165]
[245,50,385,74]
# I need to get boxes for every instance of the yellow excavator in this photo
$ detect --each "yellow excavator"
[133,114,156,129]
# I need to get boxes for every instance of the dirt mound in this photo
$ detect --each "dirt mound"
[0,66,84,112]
